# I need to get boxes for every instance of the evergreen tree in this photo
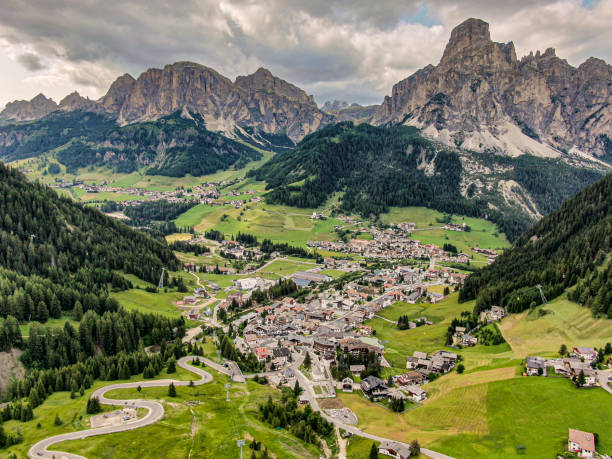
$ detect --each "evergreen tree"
[166,358,176,374]
[369,442,378,459]
[86,397,102,414]
[303,352,311,369]
[168,382,177,397]
[73,301,83,321]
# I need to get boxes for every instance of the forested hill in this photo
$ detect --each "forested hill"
[461,173,612,316]
[0,110,264,177]
[249,122,603,242]
[0,162,178,290]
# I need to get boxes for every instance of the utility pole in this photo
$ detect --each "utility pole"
[536,284,548,304]
[158,267,166,289]
[237,439,245,459]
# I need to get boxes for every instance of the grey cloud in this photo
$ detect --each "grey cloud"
[16,52,45,70]
[0,0,610,105]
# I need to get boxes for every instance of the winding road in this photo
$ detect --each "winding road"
[27,345,454,459]
[27,356,213,459]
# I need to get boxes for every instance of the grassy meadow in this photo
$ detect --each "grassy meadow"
[55,370,321,459]
[1,365,197,458]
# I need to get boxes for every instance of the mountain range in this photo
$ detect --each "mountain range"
[1,18,610,164]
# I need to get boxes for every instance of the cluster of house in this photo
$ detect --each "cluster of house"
[219,240,266,261]
[310,212,328,220]
[322,257,362,272]
[405,350,459,374]
[227,276,410,372]
[452,326,478,347]
[443,223,467,231]
[480,305,506,322]
[525,347,600,386]
[307,227,470,264]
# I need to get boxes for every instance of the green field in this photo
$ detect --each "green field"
[111,288,185,319]
[499,295,612,357]
[19,314,79,337]
[1,366,197,457]
[340,371,612,458]
[260,258,319,276]
[367,294,473,368]
[346,435,383,458]
[55,370,321,459]
[18,148,275,194]
[380,206,509,259]
[176,202,344,248]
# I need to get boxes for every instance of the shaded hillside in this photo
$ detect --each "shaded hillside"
[250,122,603,241]
[0,110,263,177]
[0,162,179,310]
[461,173,612,316]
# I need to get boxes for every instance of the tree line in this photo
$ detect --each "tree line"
[461,173,611,317]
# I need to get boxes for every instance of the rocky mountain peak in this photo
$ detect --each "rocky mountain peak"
[373,17,612,162]
[440,18,491,63]
[0,93,58,123]
[321,100,349,112]
[235,67,316,106]
[101,73,136,112]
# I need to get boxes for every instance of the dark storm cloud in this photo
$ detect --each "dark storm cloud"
[16,52,45,70]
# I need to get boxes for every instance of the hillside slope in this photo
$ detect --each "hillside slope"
[250,122,604,241]
[0,161,178,288]
[0,110,263,177]
[461,173,612,316]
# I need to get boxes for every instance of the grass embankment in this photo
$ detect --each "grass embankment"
[55,370,321,458]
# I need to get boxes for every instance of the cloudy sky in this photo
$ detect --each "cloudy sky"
[0,0,610,108]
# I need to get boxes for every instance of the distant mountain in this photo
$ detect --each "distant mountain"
[0,110,262,177]
[0,62,334,144]
[0,93,58,123]
[461,173,612,317]
[321,100,380,123]
[249,121,605,241]
[372,18,612,162]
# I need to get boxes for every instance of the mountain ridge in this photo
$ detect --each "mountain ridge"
[371,18,612,161]
[1,18,610,162]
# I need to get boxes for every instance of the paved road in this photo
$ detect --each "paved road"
[27,356,213,459]
[597,369,612,395]
[293,358,455,459]
[28,339,454,459]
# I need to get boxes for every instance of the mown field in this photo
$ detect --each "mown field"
[340,372,611,458]
[498,294,612,357]
[174,201,346,248]
[55,369,321,459]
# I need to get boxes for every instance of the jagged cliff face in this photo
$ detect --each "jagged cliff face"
[1,19,609,153]
[0,62,332,142]
[321,100,380,123]
[0,94,58,123]
[373,18,612,160]
[100,62,332,142]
